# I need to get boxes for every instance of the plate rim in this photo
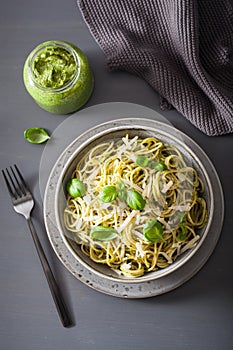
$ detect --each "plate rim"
[43,115,224,298]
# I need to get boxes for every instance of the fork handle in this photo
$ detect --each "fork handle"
[27,217,73,327]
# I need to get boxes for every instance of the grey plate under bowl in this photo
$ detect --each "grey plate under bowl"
[43,113,224,298]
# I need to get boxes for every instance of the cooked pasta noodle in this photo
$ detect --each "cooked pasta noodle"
[64,135,208,278]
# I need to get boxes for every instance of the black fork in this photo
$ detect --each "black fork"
[2,165,73,327]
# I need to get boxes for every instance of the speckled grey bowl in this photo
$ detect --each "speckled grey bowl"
[44,118,223,298]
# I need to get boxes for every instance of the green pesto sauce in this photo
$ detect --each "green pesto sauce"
[23,40,94,114]
[32,46,77,89]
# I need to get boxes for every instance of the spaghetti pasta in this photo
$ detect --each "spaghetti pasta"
[64,135,208,278]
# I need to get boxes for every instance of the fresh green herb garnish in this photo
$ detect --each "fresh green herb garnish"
[175,211,188,240]
[136,155,150,167]
[177,225,187,240]
[176,210,186,223]
[90,226,118,241]
[99,185,117,203]
[66,178,86,198]
[143,220,164,242]
[116,181,127,201]
[24,127,50,144]
[126,189,146,210]
[150,161,167,171]
[135,156,167,172]
[99,182,146,210]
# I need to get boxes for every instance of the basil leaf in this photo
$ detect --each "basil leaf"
[24,127,50,144]
[117,180,125,191]
[99,185,117,203]
[150,161,167,171]
[90,226,118,241]
[117,181,127,201]
[66,178,86,197]
[126,189,146,210]
[177,224,187,241]
[176,211,186,223]
[143,220,164,242]
[136,155,150,167]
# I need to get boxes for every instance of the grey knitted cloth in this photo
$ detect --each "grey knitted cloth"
[77,0,233,136]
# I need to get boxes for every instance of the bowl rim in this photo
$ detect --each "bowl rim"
[48,118,215,284]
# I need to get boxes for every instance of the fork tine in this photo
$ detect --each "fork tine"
[14,164,30,194]
[2,165,29,199]
[2,168,17,199]
[10,165,27,196]
[8,166,23,197]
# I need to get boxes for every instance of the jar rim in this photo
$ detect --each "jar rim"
[27,40,80,93]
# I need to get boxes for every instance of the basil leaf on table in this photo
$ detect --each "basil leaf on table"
[24,127,50,144]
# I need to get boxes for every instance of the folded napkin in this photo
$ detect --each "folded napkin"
[77,0,233,136]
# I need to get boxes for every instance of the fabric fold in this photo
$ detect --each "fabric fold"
[78,0,233,136]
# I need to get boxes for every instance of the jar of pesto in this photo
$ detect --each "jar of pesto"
[23,40,94,114]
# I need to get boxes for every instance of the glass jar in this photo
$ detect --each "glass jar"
[23,40,94,114]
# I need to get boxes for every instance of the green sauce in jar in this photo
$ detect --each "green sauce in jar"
[23,40,94,114]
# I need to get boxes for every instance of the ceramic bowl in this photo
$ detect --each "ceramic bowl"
[46,119,214,286]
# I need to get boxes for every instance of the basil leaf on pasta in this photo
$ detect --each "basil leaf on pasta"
[117,181,127,201]
[150,161,167,171]
[136,155,150,167]
[66,178,86,197]
[99,185,117,203]
[90,226,118,241]
[126,190,146,210]
[143,220,164,242]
